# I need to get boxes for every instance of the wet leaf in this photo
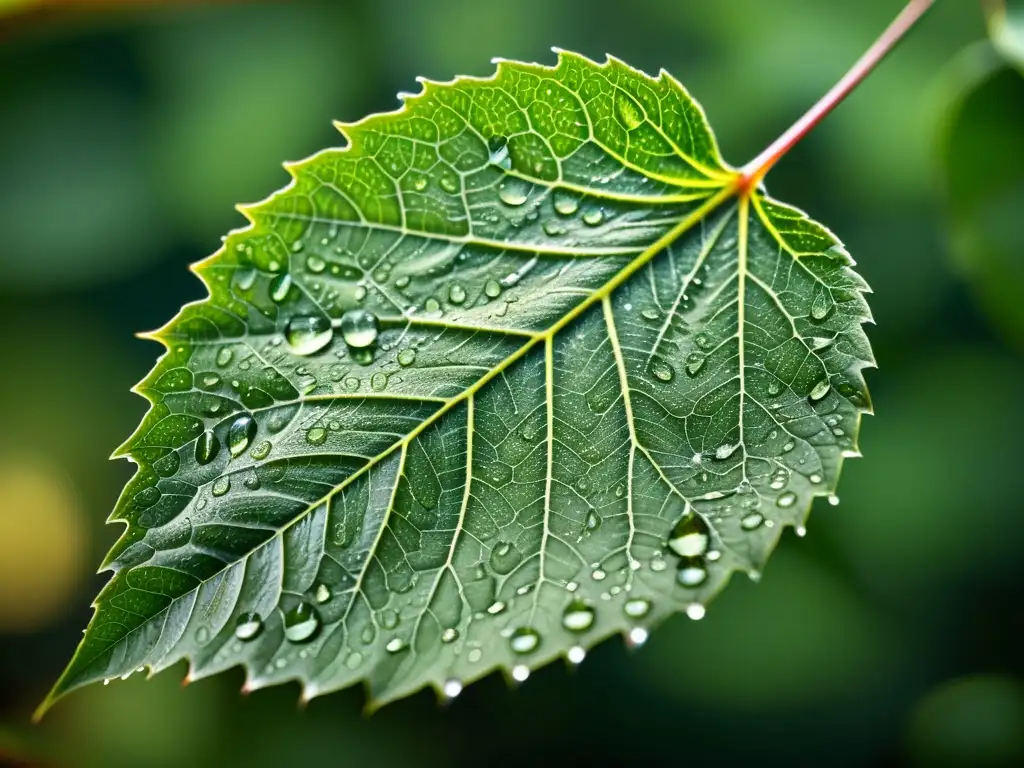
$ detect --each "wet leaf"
[43,51,873,715]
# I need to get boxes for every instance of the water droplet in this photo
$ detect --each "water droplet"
[486,601,506,615]
[269,273,292,303]
[828,494,840,506]
[340,309,379,349]
[315,583,331,604]
[235,612,264,641]
[306,427,327,446]
[488,136,512,170]
[286,315,333,356]
[677,558,708,587]
[284,602,321,643]
[716,442,741,460]
[811,291,832,320]
[306,254,326,273]
[667,509,710,557]
[385,637,406,653]
[624,598,651,619]
[585,508,600,532]
[212,476,231,496]
[442,679,462,699]
[448,283,467,305]
[227,414,256,457]
[592,568,607,581]
[195,626,210,645]
[216,347,234,367]
[695,332,713,350]
[439,172,459,193]
[498,178,529,206]
[768,379,782,396]
[809,379,831,402]
[685,353,706,376]
[346,652,363,669]
[776,491,798,508]
[484,279,502,299]
[511,664,530,682]
[582,207,604,226]
[543,221,566,236]
[649,357,674,382]
[552,189,579,216]
[686,603,706,620]
[627,627,649,647]
[135,485,161,509]
[510,627,540,654]
[441,627,459,644]
[741,512,764,530]
[251,440,272,461]
[396,347,417,367]
[562,600,596,632]
[616,93,644,129]
[795,525,807,537]
[567,645,586,665]
[370,372,388,391]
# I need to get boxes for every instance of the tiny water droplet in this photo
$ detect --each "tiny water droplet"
[284,602,321,643]
[228,414,256,457]
[286,315,333,356]
[811,292,832,320]
[385,637,406,653]
[442,679,463,699]
[828,494,840,506]
[543,221,566,236]
[397,347,417,367]
[562,600,596,632]
[511,664,530,682]
[306,427,327,445]
[306,254,326,273]
[616,93,644,129]
[509,627,540,654]
[340,309,379,349]
[714,443,739,460]
[315,583,331,604]
[484,279,502,298]
[685,352,706,376]
[216,347,234,367]
[487,601,506,615]
[582,207,604,226]
[251,440,272,460]
[212,476,231,496]
[235,612,264,641]
[370,372,388,391]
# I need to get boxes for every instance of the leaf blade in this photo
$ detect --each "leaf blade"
[42,51,872,716]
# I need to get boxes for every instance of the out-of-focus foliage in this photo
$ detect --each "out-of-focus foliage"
[1,1,1021,766]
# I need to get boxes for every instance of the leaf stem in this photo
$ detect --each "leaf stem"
[737,0,935,193]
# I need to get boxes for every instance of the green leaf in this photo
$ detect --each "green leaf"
[42,51,873,715]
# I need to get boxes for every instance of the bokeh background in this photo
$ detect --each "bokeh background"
[1,0,1023,765]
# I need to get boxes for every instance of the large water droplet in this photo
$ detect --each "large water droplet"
[553,189,579,216]
[340,309,379,349]
[562,600,596,632]
[648,357,674,382]
[235,612,264,641]
[624,598,651,619]
[811,291,832,321]
[677,557,708,587]
[776,491,798,508]
[488,136,512,169]
[227,414,256,457]
[283,602,321,643]
[498,178,529,206]
[809,379,831,402]
[269,273,292,303]
[510,627,540,654]
[286,315,333,356]
[667,511,710,557]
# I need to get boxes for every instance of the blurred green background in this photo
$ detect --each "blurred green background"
[1,1,1023,766]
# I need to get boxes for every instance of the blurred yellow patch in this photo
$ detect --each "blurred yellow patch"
[0,454,88,633]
